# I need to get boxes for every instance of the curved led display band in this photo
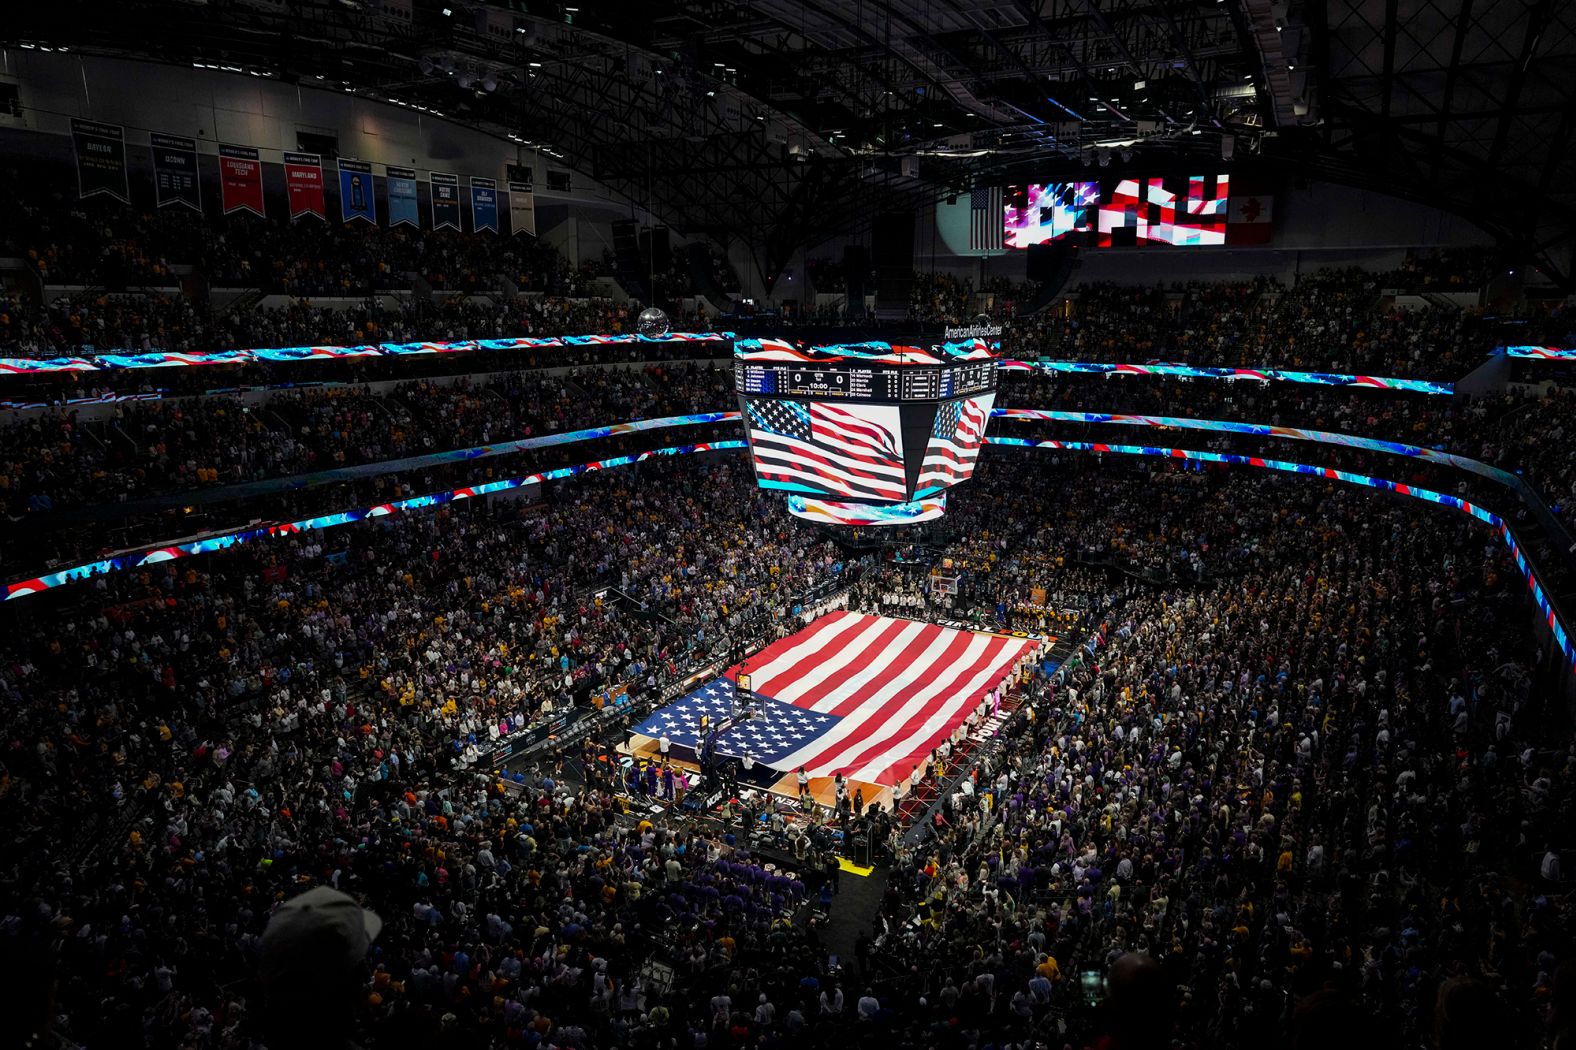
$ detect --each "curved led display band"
[0,331,735,376]
[786,495,948,526]
[995,358,1452,395]
[4,441,746,600]
[984,435,1574,672]
[991,408,1514,483]
[1501,346,1576,359]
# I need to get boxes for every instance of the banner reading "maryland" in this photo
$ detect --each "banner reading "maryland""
[283,152,326,220]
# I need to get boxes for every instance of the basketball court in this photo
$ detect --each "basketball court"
[624,610,1043,811]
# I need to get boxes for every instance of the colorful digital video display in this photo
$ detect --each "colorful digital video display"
[1502,346,1576,360]
[1005,175,1230,248]
[0,331,733,377]
[744,400,908,501]
[1004,181,1102,249]
[786,495,947,527]
[915,393,995,497]
[995,358,1453,396]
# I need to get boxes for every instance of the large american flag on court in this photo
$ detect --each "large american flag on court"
[916,392,994,494]
[632,611,1038,786]
[745,400,907,501]
[970,186,1004,252]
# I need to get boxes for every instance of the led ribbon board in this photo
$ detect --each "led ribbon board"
[984,436,1576,673]
[786,495,947,526]
[4,441,745,600]
[991,409,1515,484]
[0,331,735,376]
[995,358,1452,395]
[1501,346,1576,359]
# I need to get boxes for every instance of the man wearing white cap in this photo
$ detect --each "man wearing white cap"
[259,886,383,1050]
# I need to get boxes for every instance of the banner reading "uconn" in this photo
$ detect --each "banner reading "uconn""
[150,133,201,211]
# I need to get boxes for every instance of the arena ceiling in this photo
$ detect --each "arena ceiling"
[10,0,1576,287]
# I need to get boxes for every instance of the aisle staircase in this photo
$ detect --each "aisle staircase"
[895,687,1026,826]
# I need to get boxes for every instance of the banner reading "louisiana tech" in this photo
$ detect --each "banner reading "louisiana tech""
[219,144,265,216]
[430,171,461,231]
[72,119,129,203]
[470,176,498,233]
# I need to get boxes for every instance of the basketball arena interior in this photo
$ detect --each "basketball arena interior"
[1,2,1574,1048]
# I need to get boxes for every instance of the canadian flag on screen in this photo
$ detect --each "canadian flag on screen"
[1227,191,1274,245]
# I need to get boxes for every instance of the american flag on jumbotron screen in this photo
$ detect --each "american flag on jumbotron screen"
[970,186,1004,252]
[916,393,993,492]
[746,400,907,501]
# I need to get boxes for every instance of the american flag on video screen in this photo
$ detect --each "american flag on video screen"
[746,400,907,501]
[632,612,1039,786]
[970,186,1004,252]
[917,393,992,491]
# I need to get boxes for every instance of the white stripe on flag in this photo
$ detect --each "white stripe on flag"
[736,613,1038,785]
[783,632,1000,777]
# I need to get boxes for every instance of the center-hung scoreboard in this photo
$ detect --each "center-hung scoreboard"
[733,336,999,522]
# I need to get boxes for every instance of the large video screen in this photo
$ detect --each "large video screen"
[787,495,947,527]
[1005,174,1231,248]
[915,392,995,497]
[744,399,909,501]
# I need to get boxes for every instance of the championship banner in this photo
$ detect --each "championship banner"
[71,119,129,203]
[338,159,375,224]
[150,132,201,211]
[387,166,419,228]
[508,181,536,237]
[218,144,266,217]
[283,152,326,220]
[430,171,461,231]
[470,176,498,233]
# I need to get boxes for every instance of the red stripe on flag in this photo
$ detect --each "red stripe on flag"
[826,635,1017,781]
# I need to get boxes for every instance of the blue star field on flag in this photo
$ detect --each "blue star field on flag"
[631,678,842,764]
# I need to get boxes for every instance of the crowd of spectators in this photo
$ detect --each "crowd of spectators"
[841,456,1573,1049]
[0,448,1570,1050]
[23,331,1576,565]
[0,291,700,362]
[0,363,735,516]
